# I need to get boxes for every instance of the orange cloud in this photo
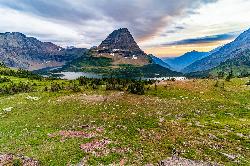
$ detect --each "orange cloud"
[144,40,233,57]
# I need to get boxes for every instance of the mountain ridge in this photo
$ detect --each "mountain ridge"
[183,28,250,73]
[0,32,86,70]
[162,50,209,71]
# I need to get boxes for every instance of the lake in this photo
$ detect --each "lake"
[58,72,186,81]
[59,72,102,80]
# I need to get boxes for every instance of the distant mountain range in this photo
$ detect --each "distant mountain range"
[0,32,86,70]
[1,27,250,78]
[149,55,172,70]
[183,28,250,74]
[162,51,209,71]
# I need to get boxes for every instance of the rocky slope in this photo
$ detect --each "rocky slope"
[0,32,85,70]
[183,28,250,73]
[98,28,146,57]
[91,28,149,66]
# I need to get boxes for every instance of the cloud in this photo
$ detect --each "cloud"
[0,0,249,57]
[163,32,239,46]
[0,0,217,44]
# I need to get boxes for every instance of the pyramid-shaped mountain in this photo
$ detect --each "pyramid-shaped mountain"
[97,28,146,57]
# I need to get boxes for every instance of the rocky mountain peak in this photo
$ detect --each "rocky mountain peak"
[98,28,146,57]
[0,32,81,70]
[0,32,26,37]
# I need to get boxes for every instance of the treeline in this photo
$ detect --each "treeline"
[45,77,156,95]
[0,68,42,80]
[0,63,42,80]
[217,70,249,79]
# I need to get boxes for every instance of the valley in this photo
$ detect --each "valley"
[0,27,249,165]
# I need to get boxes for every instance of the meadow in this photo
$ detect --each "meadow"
[0,69,249,165]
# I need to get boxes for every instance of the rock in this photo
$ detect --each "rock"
[159,156,215,166]
[0,153,39,166]
[3,107,13,112]
[98,28,146,57]
[221,152,240,160]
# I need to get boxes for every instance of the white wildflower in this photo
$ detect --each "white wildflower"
[26,96,40,101]
[3,107,13,112]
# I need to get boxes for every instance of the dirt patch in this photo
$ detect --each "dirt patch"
[57,92,124,103]
[80,139,111,153]
[48,126,105,142]
[157,79,213,92]
[0,153,39,166]
[48,130,96,139]
[58,94,106,103]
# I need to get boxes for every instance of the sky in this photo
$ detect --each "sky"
[0,0,249,57]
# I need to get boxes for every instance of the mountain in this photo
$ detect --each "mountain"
[183,28,250,73]
[0,32,86,70]
[162,50,209,71]
[91,28,149,66]
[58,28,181,77]
[98,28,146,57]
[149,54,172,69]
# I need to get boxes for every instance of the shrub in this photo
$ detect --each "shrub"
[217,71,225,79]
[71,83,81,92]
[0,82,33,94]
[225,70,233,81]
[214,80,219,87]
[44,86,48,91]
[0,77,11,83]
[50,83,62,92]
[127,82,145,95]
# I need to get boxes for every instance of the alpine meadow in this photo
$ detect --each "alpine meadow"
[0,0,249,165]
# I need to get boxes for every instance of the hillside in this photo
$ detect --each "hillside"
[57,52,181,78]
[0,32,86,70]
[183,28,250,73]
[149,54,172,70]
[0,66,249,165]
[185,49,250,78]
[210,49,250,77]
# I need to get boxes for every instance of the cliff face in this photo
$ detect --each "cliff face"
[98,28,146,57]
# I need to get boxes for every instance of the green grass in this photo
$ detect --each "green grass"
[0,75,249,165]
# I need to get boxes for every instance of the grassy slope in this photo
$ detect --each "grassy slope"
[211,51,250,77]
[188,50,250,78]
[0,74,249,165]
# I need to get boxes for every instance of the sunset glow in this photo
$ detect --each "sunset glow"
[0,0,249,57]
